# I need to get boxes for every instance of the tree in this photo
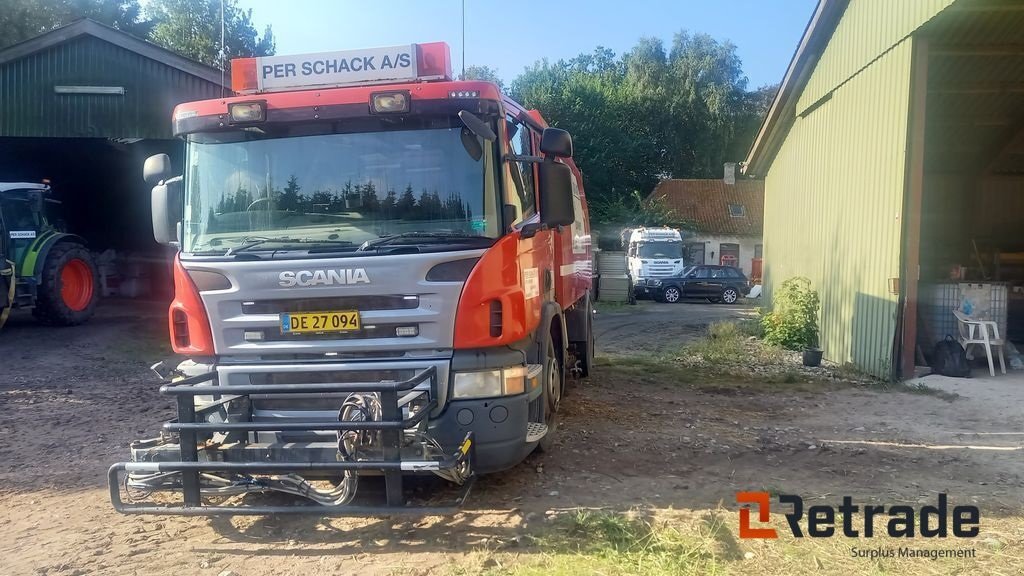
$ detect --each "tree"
[380,189,398,219]
[146,0,274,67]
[276,175,301,212]
[358,182,380,213]
[396,185,417,219]
[459,65,505,91]
[509,31,769,226]
[0,0,151,49]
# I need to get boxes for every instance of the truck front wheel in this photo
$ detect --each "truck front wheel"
[536,338,563,453]
[33,243,99,326]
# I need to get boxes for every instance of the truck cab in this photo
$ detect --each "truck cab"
[111,43,595,514]
[625,227,685,297]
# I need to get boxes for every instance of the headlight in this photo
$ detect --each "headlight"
[452,366,527,399]
[650,279,662,286]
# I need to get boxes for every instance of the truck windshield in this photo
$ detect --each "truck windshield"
[638,242,683,259]
[182,120,499,255]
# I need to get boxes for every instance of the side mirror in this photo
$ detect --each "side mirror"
[152,176,182,246]
[538,160,574,228]
[540,127,573,158]
[143,153,172,186]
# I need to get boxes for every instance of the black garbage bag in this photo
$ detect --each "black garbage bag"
[932,335,971,378]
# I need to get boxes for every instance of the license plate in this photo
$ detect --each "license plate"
[280,310,361,334]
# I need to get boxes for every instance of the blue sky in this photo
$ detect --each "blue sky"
[238,0,818,89]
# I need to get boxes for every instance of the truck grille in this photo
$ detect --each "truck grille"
[216,360,450,441]
[242,295,418,315]
[257,323,418,342]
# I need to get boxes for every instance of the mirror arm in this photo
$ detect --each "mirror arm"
[504,154,545,164]
[520,222,546,239]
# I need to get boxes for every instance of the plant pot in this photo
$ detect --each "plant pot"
[802,348,823,367]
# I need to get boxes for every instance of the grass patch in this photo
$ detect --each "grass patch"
[680,321,784,368]
[470,510,726,576]
[871,381,960,402]
[594,300,634,312]
[455,509,1021,576]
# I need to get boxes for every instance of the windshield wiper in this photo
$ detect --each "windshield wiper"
[360,232,493,250]
[226,237,356,256]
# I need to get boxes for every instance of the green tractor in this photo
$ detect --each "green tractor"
[0,182,99,329]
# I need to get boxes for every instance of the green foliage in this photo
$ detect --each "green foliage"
[509,33,776,221]
[146,0,274,67]
[682,320,783,367]
[459,64,504,91]
[761,277,820,350]
[590,190,695,230]
[0,0,151,49]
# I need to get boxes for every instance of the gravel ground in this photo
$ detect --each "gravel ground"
[1,298,1022,575]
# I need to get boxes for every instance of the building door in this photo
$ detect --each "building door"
[684,242,705,266]
[720,243,740,267]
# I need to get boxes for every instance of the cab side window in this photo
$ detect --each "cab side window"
[695,267,711,279]
[505,115,536,225]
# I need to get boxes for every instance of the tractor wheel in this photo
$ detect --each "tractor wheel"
[33,243,99,326]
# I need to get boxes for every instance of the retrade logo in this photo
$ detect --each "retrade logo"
[737,491,778,539]
[737,492,979,539]
[279,269,370,287]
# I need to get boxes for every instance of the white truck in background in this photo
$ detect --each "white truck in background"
[623,227,686,298]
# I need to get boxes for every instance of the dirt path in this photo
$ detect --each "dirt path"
[2,301,1023,575]
[594,300,754,356]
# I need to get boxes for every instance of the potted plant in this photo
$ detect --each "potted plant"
[761,277,822,365]
[802,335,823,367]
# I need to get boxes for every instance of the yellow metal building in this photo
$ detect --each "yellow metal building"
[745,0,1024,379]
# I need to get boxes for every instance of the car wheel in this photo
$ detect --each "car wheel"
[663,286,681,303]
[721,287,739,304]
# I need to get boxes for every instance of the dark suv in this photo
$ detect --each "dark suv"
[651,265,750,304]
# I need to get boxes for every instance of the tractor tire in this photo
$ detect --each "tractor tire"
[33,243,99,326]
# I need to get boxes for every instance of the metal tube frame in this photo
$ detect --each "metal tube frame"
[108,366,477,515]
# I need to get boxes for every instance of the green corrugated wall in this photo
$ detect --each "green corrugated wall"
[0,35,224,139]
[765,41,914,378]
[762,0,959,378]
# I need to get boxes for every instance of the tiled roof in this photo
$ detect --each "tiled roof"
[648,179,764,236]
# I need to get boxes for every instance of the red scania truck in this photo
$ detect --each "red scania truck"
[109,42,594,514]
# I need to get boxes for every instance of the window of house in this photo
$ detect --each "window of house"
[754,244,763,259]
[504,115,536,225]
[728,203,745,217]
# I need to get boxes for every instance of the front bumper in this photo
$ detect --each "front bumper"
[109,353,541,515]
[108,366,477,515]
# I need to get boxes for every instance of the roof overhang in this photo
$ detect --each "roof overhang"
[0,19,226,88]
[742,0,849,177]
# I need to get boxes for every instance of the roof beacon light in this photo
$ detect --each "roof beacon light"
[231,43,453,94]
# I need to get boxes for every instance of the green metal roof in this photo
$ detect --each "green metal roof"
[0,19,227,139]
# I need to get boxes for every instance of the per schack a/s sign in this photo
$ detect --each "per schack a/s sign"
[251,45,418,91]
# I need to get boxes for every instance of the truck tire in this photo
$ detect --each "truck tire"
[33,243,99,326]
[536,337,563,453]
[570,294,595,378]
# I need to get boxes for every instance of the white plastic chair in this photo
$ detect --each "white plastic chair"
[953,309,1006,377]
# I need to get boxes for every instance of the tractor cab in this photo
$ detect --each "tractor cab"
[0,183,56,269]
[0,182,98,329]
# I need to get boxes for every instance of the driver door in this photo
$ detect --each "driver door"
[687,266,713,297]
